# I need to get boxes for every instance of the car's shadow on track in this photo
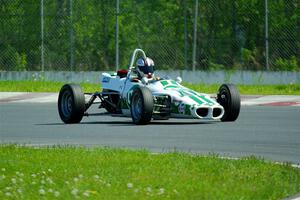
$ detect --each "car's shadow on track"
[83,121,216,126]
[36,120,216,126]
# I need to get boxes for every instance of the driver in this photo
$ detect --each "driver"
[136,57,155,79]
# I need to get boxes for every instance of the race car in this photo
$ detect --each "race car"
[58,49,240,125]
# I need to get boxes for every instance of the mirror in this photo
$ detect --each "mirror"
[175,76,182,83]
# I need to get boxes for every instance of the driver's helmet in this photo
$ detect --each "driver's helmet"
[136,57,155,75]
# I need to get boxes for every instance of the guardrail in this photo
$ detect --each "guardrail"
[0,71,299,85]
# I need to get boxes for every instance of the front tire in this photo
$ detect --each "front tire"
[130,87,153,125]
[58,84,85,123]
[217,84,240,122]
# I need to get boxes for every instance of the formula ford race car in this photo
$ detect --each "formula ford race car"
[58,49,240,125]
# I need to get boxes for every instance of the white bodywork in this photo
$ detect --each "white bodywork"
[101,49,224,120]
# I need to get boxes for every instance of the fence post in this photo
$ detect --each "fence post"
[70,0,74,71]
[184,0,188,70]
[115,0,119,71]
[265,0,269,70]
[40,0,44,72]
[192,0,198,71]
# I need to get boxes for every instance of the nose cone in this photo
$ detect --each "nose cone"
[196,107,209,117]
[193,106,224,119]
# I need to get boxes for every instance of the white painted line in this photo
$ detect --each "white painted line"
[290,197,300,200]
[0,92,27,98]
[242,95,300,105]
[16,94,58,103]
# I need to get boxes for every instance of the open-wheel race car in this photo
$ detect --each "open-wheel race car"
[58,49,240,125]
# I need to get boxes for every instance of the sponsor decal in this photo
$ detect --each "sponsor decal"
[178,103,185,114]
[126,85,140,107]
[171,102,192,115]
[102,77,110,83]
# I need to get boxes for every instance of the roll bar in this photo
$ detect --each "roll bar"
[128,49,147,70]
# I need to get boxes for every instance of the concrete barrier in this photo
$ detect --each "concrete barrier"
[0,70,299,85]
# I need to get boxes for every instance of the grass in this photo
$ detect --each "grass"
[183,83,300,95]
[0,145,299,200]
[0,81,98,93]
[0,80,300,95]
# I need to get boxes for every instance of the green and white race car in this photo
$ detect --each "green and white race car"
[58,49,240,125]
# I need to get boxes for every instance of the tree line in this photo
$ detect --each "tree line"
[0,0,299,71]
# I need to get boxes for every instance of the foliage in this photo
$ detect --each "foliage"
[0,45,27,71]
[273,56,299,71]
[0,0,299,71]
[208,62,225,70]
[241,48,262,70]
[15,53,27,71]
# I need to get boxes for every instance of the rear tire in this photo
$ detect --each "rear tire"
[58,84,85,123]
[217,84,240,122]
[130,87,153,125]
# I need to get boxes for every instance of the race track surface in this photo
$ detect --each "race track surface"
[0,102,299,164]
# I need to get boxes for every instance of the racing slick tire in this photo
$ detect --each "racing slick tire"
[58,84,85,124]
[217,84,240,122]
[130,86,154,125]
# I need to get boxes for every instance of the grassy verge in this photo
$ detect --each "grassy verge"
[0,81,98,93]
[183,83,300,95]
[0,80,300,95]
[0,81,300,95]
[0,145,299,200]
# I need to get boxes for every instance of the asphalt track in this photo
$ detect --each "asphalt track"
[0,102,299,164]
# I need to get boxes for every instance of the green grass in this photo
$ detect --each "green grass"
[0,81,99,93]
[0,145,299,200]
[183,83,300,95]
[0,80,299,95]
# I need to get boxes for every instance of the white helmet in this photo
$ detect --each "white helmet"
[136,57,155,75]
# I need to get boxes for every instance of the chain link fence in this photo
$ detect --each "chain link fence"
[0,0,299,72]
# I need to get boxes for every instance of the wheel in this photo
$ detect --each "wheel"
[58,84,85,123]
[102,89,120,113]
[130,87,153,125]
[217,84,240,122]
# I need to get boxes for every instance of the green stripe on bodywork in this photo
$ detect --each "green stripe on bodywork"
[189,95,203,105]
[164,85,179,89]
[163,84,214,106]
[188,89,215,105]
[171,80,177,85]
[198,95,214,104]
[126,84,140,107]
[160,80,169,86]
